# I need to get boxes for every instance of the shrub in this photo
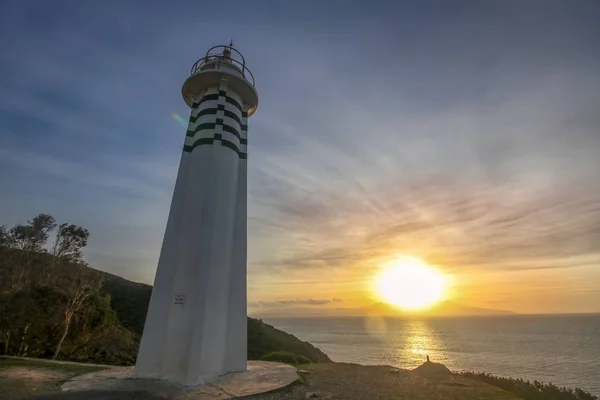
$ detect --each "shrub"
[261,351,312,365]
[460,372,598,400]
[247,318,330,362]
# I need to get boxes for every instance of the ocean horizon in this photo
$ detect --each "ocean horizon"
[264,313,600,397]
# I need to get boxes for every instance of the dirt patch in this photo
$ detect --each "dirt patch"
[0,366,70,399]
[2,366,70,382]
[0,358,107,400]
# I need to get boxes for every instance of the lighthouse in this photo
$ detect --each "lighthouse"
[134,44,258,386]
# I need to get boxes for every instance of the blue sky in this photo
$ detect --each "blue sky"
[1,0,599,314]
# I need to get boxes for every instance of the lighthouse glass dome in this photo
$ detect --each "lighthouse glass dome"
[192,45,255,85]
[182,45,258,116]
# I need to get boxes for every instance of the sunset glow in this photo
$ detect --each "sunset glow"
[2,2,599,319]
[375,257,446,310]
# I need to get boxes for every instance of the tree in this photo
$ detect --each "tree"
[51,223,89,263]
[52,266,102,360]
[6,214,56,290]
[0,225,11,248]
[9,214,56,253]
[0,213,133,364]
[61,293,122,363]
[0,285,64,357]
[0,228,19,294]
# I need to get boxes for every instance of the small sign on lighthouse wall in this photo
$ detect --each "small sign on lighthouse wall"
[173,294,186,305]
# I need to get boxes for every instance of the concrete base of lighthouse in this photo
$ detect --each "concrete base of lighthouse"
[61,361,298,399]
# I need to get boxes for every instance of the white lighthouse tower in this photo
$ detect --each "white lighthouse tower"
[134,44,258,386]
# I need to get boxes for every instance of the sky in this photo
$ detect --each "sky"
[0,0,599,315]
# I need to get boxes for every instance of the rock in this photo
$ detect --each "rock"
[413,361,453,380]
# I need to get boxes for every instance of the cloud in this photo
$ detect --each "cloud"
[246,65,600,291]
[251,176,600,272]
[1,1,599,312]
[251,298,344,307]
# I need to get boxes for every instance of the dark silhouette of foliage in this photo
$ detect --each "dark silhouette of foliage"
[9,214,56,253]
[100,273,152,335]
[50,223,89,263]
[460,372,598,400]
[0,225,10,247]
[247,318,330,363]
[0,214,121,362]
[261,350,312,364]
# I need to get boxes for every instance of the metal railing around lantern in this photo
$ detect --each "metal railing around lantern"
[189,45,256,87]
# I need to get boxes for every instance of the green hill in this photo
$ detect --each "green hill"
[99,272,153,336]
[99,270,331,362]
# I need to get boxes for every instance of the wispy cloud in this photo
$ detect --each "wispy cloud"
[252,298,344,307]
[1,1,599,312]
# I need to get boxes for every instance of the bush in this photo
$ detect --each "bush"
[261,351,312,365]
[460,372,598,400]
[247,318,330,362]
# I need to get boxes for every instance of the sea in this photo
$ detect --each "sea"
[264,314,600,397]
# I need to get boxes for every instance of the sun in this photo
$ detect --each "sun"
[374,257,446,310]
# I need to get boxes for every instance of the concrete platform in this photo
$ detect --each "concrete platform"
[61,361,298,399]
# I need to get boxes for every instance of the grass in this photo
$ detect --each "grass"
[261,351,312,365]
[0,357,106,374]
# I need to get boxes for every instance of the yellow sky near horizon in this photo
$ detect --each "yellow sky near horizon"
[249,262,600,315]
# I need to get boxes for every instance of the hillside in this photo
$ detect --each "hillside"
[99,272,153,335]
[0,213,331,366]
[99,270,331,362]
[1,254,330,365]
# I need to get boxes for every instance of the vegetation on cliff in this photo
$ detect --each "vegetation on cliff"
[459,372,597,400]
[0,213,331,365]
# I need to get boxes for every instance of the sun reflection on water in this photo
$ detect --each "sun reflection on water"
[363,317,451,369]
[407,320,436,357]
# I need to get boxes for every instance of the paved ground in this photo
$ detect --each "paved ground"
[59,361,298,399]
